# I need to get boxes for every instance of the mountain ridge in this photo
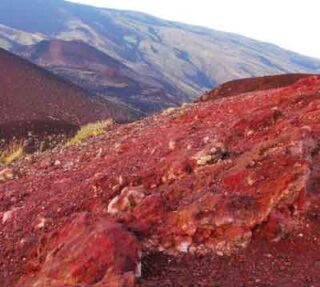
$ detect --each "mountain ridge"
[0,0,320,113]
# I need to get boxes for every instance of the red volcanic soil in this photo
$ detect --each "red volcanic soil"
[0,47,138,142]
[1,75,320,286]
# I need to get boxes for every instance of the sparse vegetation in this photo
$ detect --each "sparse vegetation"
[0,140,25,165]
[67,119,114,145]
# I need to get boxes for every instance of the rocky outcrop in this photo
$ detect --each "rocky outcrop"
[1,75,320,286]
[15,213,140,287]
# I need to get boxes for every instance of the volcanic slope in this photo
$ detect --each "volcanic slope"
[0,47,140,142]
[2,75,320,286]
[199,73,319,101]
[17,39,181,115]
[1,0,320,112]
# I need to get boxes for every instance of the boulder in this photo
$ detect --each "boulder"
[15,213,140,287]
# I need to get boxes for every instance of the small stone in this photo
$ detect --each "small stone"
[178,241,191,253]
[107,186,146,216]
[196,154,214,166]
[35,217,47,229]
[203,136,210,144]
[247,176,255,186]
[216,251,224,257]
[2,208,18,224]
[0,168,15,182]
[118,175,125,185]
[247,160,257,168]
[96,148,103,158]
[247,130,254,136]
[301,125,312,132]
[195,143,229,166]
[135,262,142,278]
[169,140,176,151]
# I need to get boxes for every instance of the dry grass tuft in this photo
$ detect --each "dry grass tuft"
[68,119,114,145]
[0,140,25,165]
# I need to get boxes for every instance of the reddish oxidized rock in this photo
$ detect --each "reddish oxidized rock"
[130,193,167,234]
[107,187,166,235]
[1,75,320,286]
[15,213,140,287]
[107,185,146,218]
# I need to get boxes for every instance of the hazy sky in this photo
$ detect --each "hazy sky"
[67,0,320,59]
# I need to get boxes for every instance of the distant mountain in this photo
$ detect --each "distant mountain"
[0,47,138,142]
[17,39,184,114]
[0,0,320,112]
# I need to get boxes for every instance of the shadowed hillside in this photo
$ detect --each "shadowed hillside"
[0,47,140,144]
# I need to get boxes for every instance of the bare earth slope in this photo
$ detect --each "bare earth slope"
[199,73,319,101]
[1,74,320,286]
[1,0,320,112]
[0,47,139,142]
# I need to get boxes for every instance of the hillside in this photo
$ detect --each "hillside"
[17,39,184,114]
[198,73,319,101]
[0,0,320,112]
[0,47,139,143]
[1,74,320,286]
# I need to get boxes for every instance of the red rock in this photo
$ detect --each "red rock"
[130,194,167,234]
[107,186,146,217]
[1,75,320,286]
[15,213,140,287]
